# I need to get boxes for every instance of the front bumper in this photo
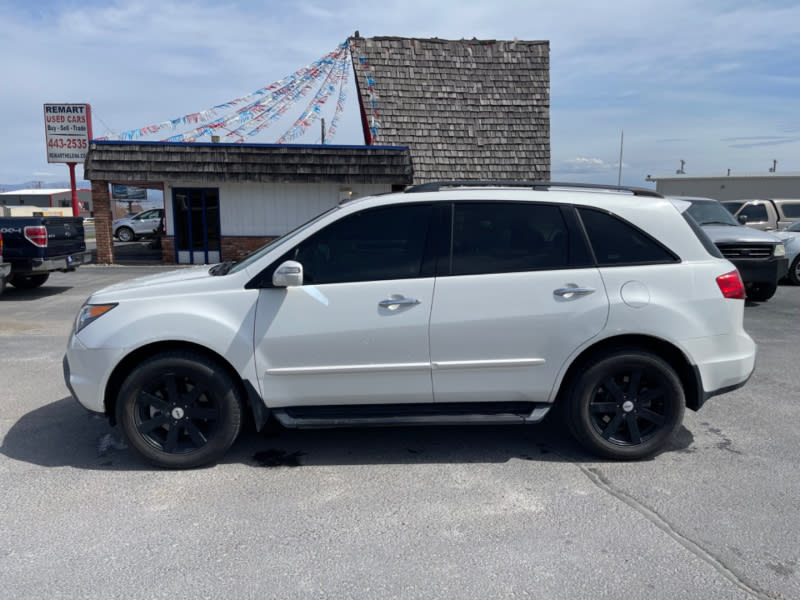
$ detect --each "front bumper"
[732,256,789,284]
[63,333,125,415]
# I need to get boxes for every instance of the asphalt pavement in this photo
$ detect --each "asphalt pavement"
[1,268,799,599]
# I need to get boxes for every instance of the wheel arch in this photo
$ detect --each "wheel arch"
[103,340,268,428]
[554,334,703,411]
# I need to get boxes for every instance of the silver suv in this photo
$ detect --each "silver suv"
[112,208,163,242]
[64,182,756,468]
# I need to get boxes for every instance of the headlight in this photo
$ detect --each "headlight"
[774,243,786,257]
[74,303,117,333]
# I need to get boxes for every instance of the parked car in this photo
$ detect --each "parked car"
[113,208,164,242]
[721,198,800,231]
[775,221,800,285]
[64,182,756,468]
[0,231,10,295]
[680,196,787,301]
[0,215,90,289]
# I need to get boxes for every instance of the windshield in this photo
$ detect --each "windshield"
[685,200,740,226]
[227,205,341,274]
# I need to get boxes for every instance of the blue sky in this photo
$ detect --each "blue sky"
[1,0,798,188]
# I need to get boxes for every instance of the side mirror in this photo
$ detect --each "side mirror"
[272,260,303,287]
[738,214,748,225]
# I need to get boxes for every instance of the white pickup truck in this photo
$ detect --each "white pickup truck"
[722,198,800,231]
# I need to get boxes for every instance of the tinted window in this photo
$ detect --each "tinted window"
[686,200,739,226]
[578,208,678,265]
[779,203,800,218]
[292,204,433,284]
[740,204,768,222]
[451,202,569,276]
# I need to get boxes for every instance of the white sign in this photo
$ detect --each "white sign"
[43,103,93,163]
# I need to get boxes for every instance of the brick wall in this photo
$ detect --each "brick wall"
[160,236,175,263]
[91,180,114,264]
[159,236,277,264]
[221,236,277,261]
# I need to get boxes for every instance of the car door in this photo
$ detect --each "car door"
[429,201,609,404]
[134,210,161,235]
[252,203,437,407]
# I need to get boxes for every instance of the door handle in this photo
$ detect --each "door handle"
[553,287,596,297]
[379,297,421,308]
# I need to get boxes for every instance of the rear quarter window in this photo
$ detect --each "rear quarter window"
[577,207,680,265]
[779,203,800,218]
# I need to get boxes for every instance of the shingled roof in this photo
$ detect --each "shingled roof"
[349,35,550,184]
[84,140,413,185]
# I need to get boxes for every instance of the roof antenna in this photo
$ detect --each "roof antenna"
[769,159,777,172]
[675,159,686,174]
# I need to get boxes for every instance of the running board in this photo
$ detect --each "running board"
[272,402,552,429]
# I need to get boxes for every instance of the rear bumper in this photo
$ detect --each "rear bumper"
[682,331,757,409]
[11,252,92,274]
[0,263,10,278]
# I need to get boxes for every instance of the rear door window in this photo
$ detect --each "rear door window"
[450,202,571,276]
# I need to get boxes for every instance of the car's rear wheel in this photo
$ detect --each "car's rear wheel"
[788,256,800,286]
[116,351,243,468]
[565,350,685,460]
[116,227,135,242]
[9,273,49,289]
[747,282,777,301]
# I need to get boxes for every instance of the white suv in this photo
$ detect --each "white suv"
[64,182,756,468]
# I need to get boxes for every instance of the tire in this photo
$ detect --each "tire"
[789,256,800,286]
[116,227,135,242]
[747,282,777,302]
[9,273,50,289]
[564,350,685,460]
[116,351,243,469]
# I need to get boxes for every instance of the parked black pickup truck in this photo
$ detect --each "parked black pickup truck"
[0,232,10,294]
[0,216,91,289]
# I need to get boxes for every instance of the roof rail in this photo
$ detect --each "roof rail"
[403,181,663,198]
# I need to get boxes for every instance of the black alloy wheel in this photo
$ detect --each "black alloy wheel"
[116,352,242,468]
[565,350,685,460]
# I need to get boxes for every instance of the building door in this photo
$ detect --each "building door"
[172,188,221,264]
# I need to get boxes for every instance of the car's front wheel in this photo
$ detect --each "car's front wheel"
[788,256,800,286]
[116,227,135,242]
[116,351,243,468]
[564,350,685,460]
[747,282,777,302]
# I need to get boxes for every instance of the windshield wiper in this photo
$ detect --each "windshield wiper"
[209,261,236,276]
[700,220,736,226]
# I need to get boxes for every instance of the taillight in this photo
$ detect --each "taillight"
[0,231,4,256]
[24,225,48,248]
[716,270,745,299]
